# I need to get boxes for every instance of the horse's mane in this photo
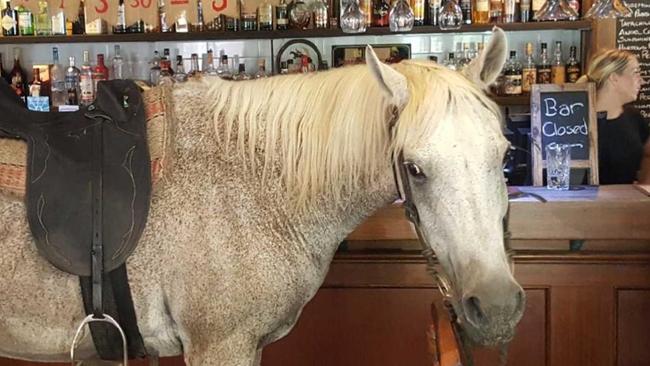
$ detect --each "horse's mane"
[206,60,501,207]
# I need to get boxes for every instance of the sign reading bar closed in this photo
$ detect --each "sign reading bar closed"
[617,1,650,119]
[530,83,599,186]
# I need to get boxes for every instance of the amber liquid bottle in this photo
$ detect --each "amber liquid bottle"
[521,42,537,94]
[566,46,581,83]
[472,0,489,23]
[551,41,565,85]
[8,48,27,103]
[536,43,552,84]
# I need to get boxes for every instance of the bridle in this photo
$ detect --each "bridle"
[388,108,544,366]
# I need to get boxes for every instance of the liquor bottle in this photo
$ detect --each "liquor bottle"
[71,0,85,34]
[65,56,80,105]
[158,0,169,32]
[162,48,174,75]
[255,59,267,78]
[373,0,390,26]
[79,50,94,106]
[112,45,125,79]
[460,0,471,24]
[35,1,51,35]
[150,51,161,85]
[175,10,189,32]
[258,0,273,30]
[443,52,456,70]
[457,43,472,70]
[1,1,17,36]
[503,51,522,95]
[312,0,328,28]
[566,45,581,83]
[93,53,109,90]
[551,41,565,85]
[9,48,27,102]
[276,0,288,30]
[280,61,289,74]
[188,53,201,78]
[28,68,42,97]
[114,0,127,33]
[537,43,551,84]
[216,54,232,79]
[520,0,531,22]
[50,47,67,107]
[413,0,426,25]
[503,0,515,22]
[233,63,251,80]
[472,0,489,23]
[16,6,34,36]
[360,0,372,28]
[429,0,441,26]
[195,0,205,31]
[204,49,218,75]
[159,58,173,83]
[521,42,537,94]
[489,0,502,22]
[173,56,188,82]
[51,5,66,35]
[531,0,544,19]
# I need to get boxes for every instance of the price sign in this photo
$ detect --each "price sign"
[46,0,80,21]
[10,0,40,14]
[126,0,156,27]
[85,0,117,26]
[166,0,194,27]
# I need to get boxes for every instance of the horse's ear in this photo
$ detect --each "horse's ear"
[365,45,409,108]
[462,27,508,89]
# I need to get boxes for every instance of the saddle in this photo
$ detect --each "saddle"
[0,79,151,360]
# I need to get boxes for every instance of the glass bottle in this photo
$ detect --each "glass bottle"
[289,0,311,29]
[503,0,516,22]
[233,63,251,80]
[460,0,471,24]
[312,0,328,28]
[531,0,545,18]
[521,42,537,94]
[439,0,462,30]
[429,0,441,25]
[114,0,127,33]
[189,53,201,78]
[112,45,125,80]
[35,1,51,35]
[93,54,109,92]
[443,52,457,70]
[389,0,414,32]
[173,56,188,82]
[51,47,67,107]
[149,50,161,85]
[1,1,17,36]
[9,48,27,102]
[472,0,489,23]
[79,50,94,106]
[456,42,472,69]
[72,0,85,34]
[216,54,230,77]
[534,0,577,21]
[16,6,34,36]
[65,56,81,105]
[520,0,531,21]
[340,0,367,33]
[175,10,189,32]
[52,5,66,35]
[566,45,580,83]
[536,42,552,84]
[280,61,289,74]
[489,0,502,22]
[195,0,205,31]
[373,0,390,26]
[159,59,173,83]
[158,0,170,32]
[503,51,522,95]
[255,59,268,78]
[276,0,289,29]
[28,67,42,97]
[551,41,565,85]
[204,49,218,75]
[361,0,372,26]
[258,0,273,30]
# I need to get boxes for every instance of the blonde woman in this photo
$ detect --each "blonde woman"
[578,49,649,184]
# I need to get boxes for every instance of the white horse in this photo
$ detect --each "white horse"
[0,28,523,365]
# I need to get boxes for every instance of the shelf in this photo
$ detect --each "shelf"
[491,95,531,106]
[0,20,592,44]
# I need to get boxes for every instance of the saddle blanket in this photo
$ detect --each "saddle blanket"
[0,85,172,199]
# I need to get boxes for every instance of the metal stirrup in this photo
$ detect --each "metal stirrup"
[70,313,128,366]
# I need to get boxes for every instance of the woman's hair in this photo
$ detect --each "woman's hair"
[576,49,637,90]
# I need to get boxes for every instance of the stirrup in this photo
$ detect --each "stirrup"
[70,313,128,366]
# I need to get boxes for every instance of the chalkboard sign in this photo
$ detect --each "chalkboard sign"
[617,1,650,119]
[530,83,599,186]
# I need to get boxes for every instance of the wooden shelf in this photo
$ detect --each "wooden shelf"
[0,20,592,44]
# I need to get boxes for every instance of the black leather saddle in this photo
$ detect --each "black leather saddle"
[0,79,151,276]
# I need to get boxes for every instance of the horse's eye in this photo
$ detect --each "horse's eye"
[404,161,426,179]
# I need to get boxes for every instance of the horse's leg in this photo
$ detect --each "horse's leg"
[184,333,257,366]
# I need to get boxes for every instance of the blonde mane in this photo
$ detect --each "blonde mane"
[207,61,501,207]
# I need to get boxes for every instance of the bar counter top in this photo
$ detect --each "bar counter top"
[347,185,650,241]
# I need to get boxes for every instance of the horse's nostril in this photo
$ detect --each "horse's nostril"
[462,295,487,327]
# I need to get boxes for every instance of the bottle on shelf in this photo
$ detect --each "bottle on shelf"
[112,45,126,79]
[51,4,66,35]
[162,48,174,75]
[28,67,42,97]
[566,45,581,83]
[456,43,472,70]
[233,63,251,80]
[50,47,67,107]
[176,10,189,32]
[472,0,489,24]
[193,0,204,31]
[503,50,522,95]
[255,59,268,78]
[150,51,162,85]
[65,56,81,105]
[35,0,51,35]
[521,42,537,94]
[93,53,109,90]
[551,41,565,85]
[173,55,188,82]
[536,42,552,84]
[489,0,502,22]
[258,0,273,30]
[16,5,34,36]
[520,0,531,22]
[289,0,311,30]
[413,0,426,25]
[72,0,85,34]
[443,52,457,70]
[1,1,18,37]
[79,50,94,106]
[159,58,173,83]
[9,48,27,103]
[114,0,127,33]
[276,0,289,30]
[429,0,441,26]
[460,0,471,24]
[531,0,545,20]
[158,0,169,32]
[313,0,329,28]
[189,53,201,78]
[373,0,390,26]
[389,0,415,32]
[340,0,367,33]
[360,0,372,28]
[27,67,49,111]
[280,61,289,74]
[503,0,516,22]
[204,49,218,76]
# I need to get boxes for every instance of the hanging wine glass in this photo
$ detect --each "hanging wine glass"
[340,0,368,33]
[438,0,463,30]
[389,0,414,32]
[584,0,631,19]
[534,0,578,21]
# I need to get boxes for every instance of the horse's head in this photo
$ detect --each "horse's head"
[365,29,524,346]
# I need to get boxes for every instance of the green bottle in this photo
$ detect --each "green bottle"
[35,0,51,36]
[16,5,34,36]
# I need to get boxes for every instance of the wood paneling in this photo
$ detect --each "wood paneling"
[616,289,650,366]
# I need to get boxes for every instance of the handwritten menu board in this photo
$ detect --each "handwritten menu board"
[530,83,599,185]
[617,1,650,119]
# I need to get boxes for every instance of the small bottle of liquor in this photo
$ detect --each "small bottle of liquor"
[174,56,188,82]
[520,0,531,22]
[429,0,441,26]
[65,56,80,105]
[93,53,109,90]
[275,0,289,30]
[566,46,581,83]
[189,53,201,78]
[503,51,522,96]
[255,59,268,78]
[551,41,565,85]
[489,0,502,22]
[373,0,390,26]
[258,0,273,30]
[472,0,489,24]
[536,42,552,84]
[460,0,471,24]
[521,42,537,94]
[79,50,95,106]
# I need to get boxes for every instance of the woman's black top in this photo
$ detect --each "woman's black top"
[598,107,649,184]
